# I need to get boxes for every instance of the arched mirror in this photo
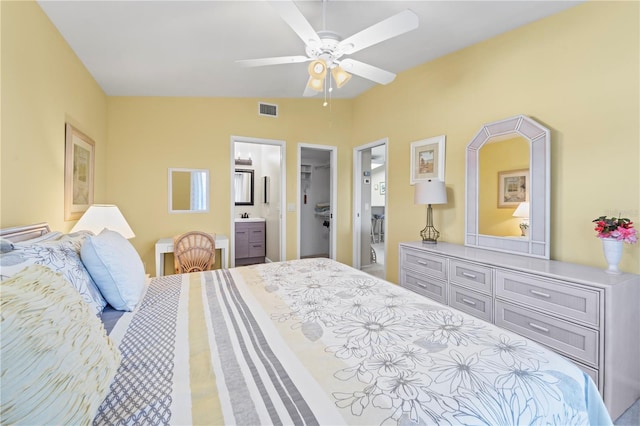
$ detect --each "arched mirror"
[168,168,209,213]
[234,169,254,206]
[465,115,550,258]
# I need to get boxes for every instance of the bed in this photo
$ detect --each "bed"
[0,224,613,425]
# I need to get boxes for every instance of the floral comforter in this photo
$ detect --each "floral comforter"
[95,258,611,425]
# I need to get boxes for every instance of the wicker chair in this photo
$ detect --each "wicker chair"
[173,231,216,274]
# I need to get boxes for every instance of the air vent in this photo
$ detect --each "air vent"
[258,102,278,118]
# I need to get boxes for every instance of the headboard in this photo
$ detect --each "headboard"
[0,223,51,242]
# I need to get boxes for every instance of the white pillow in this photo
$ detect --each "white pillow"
[81,229,146,311]
[0,264,121,424]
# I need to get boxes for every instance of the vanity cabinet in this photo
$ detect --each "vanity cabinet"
[235,221,265,266]
[399,241,640,419]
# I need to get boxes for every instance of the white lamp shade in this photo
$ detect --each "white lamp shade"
[71,204,135,239]
[512,202,530,218]
[414,180,447,205]
[331,66,352,88]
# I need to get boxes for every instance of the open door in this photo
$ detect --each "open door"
[230,136,286,267]
[353,139,387,279]
[298,144,337,259]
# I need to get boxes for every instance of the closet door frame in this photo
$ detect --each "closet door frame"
[297,143,337,260]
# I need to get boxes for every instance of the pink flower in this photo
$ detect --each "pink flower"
[611,226,638,244]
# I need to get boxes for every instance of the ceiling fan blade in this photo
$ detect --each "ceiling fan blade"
[339,59,396,85]
[236,55,310,67]
[337,10,419,55]
[303,78,318,97]
[270,1,321,48]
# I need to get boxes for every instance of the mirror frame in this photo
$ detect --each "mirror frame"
[168,168,210,214]
[234,169,254,206]
[465,115,550,259]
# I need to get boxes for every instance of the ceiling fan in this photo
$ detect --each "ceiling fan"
[237,0,419,97]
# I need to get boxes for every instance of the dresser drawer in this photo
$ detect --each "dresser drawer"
[400,269,447,304]
[449,284,492,322]
[449,259,492,295]
[495,301,599,366]
[400,247,447,280]
[496,270,600,327]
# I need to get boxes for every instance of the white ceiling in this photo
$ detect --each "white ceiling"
[37,0,581,99]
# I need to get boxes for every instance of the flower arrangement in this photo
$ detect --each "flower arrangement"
[593,215,638,244]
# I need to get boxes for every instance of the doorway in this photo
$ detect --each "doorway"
[298,144,337,260]
[353,139,387,279]
[230,136,286,267]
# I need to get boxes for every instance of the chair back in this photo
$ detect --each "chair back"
[173,231,216,274]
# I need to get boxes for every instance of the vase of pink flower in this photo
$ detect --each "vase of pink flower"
[592,215,637,274]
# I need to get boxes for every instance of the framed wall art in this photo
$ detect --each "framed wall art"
[64,123,95,220]
[498,169,529,208]
[410,135,445,184]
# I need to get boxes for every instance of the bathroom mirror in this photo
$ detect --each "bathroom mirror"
[234,169,254,206]
[465,115,550,258]
[168,168,209,213]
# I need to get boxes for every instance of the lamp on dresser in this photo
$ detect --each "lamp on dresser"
[414,179,447,244]
[512,202,530,237]
[71,204,135,239]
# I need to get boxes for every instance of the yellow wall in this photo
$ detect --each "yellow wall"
[352,1,639,277]
[106,97,353,271]
[2,1,638,278]
[1,1,108,232]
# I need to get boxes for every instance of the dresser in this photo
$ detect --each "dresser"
[399,241,640,419]
[235,221,266,266]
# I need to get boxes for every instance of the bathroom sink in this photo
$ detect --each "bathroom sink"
[235,217,265,222]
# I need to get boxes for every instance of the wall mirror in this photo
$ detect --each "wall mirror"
[465,115,550,258]
[168,168,209,213]
[234,169,254,206]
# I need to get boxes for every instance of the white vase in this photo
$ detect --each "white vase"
[601,238,623,274]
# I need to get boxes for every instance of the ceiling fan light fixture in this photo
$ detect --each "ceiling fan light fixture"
[331,66,351,88]
[308,77,324,92]
[308,59,327,79]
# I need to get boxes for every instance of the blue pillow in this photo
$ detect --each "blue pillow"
[81,229,145,311]
[0,238,14,253]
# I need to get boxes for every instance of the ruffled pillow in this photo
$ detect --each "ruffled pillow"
[0,264,121,424]
[0,232,107,316]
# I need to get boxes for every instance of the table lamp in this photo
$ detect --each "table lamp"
[512,202,530,237]
[71,204,135,239]
[414,179,447,244]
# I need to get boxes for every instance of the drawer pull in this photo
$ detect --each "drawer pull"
[462,272,477,279]
[530,289,551,298]
[416,281,427,289]
[529,322,549,333]
[417,260,428,265]
[461,298,476,306]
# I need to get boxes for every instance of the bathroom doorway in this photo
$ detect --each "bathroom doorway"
[298,144,337,260]
[230,136,286,267]
[353,139,387,279]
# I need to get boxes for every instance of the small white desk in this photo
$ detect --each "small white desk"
[155,234,229,277]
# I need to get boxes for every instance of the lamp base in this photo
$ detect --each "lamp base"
[420,226,440,244]
[420,204,441,244]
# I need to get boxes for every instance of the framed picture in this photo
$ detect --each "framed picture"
[64,123,95,220]
[410,135,445,184]
[380,182,386,195]
[498,169,529,208]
